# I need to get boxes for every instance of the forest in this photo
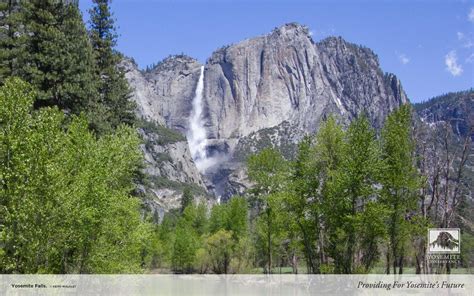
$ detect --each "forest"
[151,107,472,275]
[0,0,472,274]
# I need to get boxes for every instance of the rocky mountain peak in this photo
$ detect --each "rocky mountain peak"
[270,22,313,40]
[146,54,200,76]
[318,36,378,59]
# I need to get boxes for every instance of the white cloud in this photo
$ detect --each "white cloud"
[445,50,463,76]
[456,31,473,47]
[466,53,474,63]
[469,7,474,22]
[398,53,410,65]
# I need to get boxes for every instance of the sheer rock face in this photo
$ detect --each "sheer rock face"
[122,57,209,216]
[199,23,408,197]
[138,128,209,217]
[122,55,202,133]
[203,23,407,142]
[125,23,409,200]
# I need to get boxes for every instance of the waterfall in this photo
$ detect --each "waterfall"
[187,66,211,172]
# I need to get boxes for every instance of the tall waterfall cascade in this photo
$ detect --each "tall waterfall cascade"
[187,66,212,172]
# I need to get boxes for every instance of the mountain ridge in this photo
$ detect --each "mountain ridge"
[123,22,467,207]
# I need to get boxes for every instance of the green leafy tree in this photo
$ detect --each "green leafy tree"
[353,202,389,272]
[285,136,320,273]
[209,197,248,239]
[225,197,248,240]
[0,78,151,273]
[380,104,421,274]
[156,212,178,268]
[206,197,251,273]
[230,235,255,273]
[324,115,384,273]
[172,218,198,273]
[88,0,135,133]
[182,202,208,236]
[205,229,235,274]
[209,203,228,234]
[247,148,289,273]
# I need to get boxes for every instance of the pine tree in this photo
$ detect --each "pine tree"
[180,187,194,213]
[88,0,135,133]
[20,0,98,113]
[0,0,24,83]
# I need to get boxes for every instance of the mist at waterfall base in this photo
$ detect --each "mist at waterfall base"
[187,66,223,173]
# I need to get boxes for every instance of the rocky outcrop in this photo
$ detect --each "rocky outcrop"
[124,22,410,201]
[203,23,407,142]
[122,55,202,133]
[122,57,210,217]
[413,90,474,207]
[199,23,408,197]
[137,125,210,218]
[414,90,474,139]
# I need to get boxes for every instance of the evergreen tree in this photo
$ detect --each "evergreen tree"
[180,187,193,213]
[0,0,24,83]
[20,0,98,113]
[88,0,135,133]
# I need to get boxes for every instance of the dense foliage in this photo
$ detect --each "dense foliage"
[0,79,153,273]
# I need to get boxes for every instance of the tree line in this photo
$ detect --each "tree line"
[146,105,472,274]
[245,106,472,274]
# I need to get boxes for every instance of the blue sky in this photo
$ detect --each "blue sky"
[79,0,473,103]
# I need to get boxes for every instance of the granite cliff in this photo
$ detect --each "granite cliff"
[123,23,410,207]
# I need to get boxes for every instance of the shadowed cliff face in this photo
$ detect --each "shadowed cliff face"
[415,90,474,140]
[124,23,409,202]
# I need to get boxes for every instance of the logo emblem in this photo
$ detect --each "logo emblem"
[428,228,460,253]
